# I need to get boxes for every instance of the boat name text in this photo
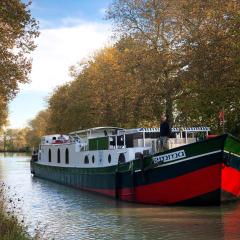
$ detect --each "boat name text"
[153,150,186,165]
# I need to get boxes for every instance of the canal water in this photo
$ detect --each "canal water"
[0,153,240,240]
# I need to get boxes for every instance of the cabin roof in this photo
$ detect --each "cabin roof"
[69,126,124,135]
[70,126,210,136]
[123,127,210,135]
[182,127,210,132]
[123,128,180,134]
[42,134,68,138]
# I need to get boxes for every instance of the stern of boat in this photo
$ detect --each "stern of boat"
[30,152,38,174]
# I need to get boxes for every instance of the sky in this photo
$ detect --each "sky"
[9,0,113,128]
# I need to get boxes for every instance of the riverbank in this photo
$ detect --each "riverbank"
[0,181,42,240]
[0,150,31,153]
[0,207,30,240]
[0,187,30,240]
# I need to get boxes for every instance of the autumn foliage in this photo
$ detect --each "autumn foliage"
[2,0,240,148]
[40,0,240,137]
[0,0,39,127]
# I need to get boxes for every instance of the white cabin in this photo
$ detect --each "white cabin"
[37,126,210,169]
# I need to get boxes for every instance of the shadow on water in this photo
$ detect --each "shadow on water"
[0,153,240,240]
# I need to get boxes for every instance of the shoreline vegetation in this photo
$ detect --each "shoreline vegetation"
[0,207,30,240]
[0,150,31,153]
[0,182,44,240]
[0,184,27,240]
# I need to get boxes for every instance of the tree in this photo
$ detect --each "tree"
[47,45,163,132]
[33,0,240,136]
[175,0,240,134]
[107,0,185,126]
[0,0,39,127]
[107,0,240,134]
[25,110,50,147]
[0,128,29,151]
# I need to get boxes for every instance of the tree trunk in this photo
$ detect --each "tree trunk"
[165,96,173,128]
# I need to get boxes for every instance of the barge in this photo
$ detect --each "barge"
[31,127,240,205]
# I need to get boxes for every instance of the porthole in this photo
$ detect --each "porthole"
[48,149,51,162]
[92,155,95,163]
[65,148,69,164]
[57,149,61,163]
[108,154,111,163]
[84,155,89,164]
[118,153,125,164]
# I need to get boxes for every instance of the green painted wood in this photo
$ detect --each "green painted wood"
[89,137,109,150]
[224,135,240,156]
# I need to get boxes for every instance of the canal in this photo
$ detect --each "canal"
[0,153,240,240]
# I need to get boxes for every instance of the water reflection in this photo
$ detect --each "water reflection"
[0,153,240,240]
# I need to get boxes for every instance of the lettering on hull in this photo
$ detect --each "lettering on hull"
[153,150,186,165]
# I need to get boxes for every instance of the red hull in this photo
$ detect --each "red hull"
[119,164,221,204]
[81,164,240,205]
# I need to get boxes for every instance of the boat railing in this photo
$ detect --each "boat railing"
[168,138,196,149]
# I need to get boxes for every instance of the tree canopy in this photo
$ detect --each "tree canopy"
[107,0,240,130]
[0,0,39,126]
[11,0,240,148]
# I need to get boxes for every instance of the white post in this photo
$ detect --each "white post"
[143,132,145,147]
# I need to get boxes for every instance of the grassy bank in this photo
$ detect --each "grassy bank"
[0,183,43,240]
[0,207,30,240]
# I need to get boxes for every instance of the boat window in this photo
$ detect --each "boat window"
[109,136,116,148]
[92,155,95,163]
[84,155,89,164]
[145,132,160,139]
[118,153,125,164]
[125,134,134,148]
[117,135,124,148]
[108,154,111,163]
[48,149,51,162]
[65,148,69,164]
[57,149,61,163]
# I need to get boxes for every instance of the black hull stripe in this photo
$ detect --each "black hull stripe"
[176,189,240,206]
[174,189,221,206]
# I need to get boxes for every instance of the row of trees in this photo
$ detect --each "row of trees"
[0,110,48,151]
[39,0,239,137]
[0,128,29,152]
[1,0,239,149]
